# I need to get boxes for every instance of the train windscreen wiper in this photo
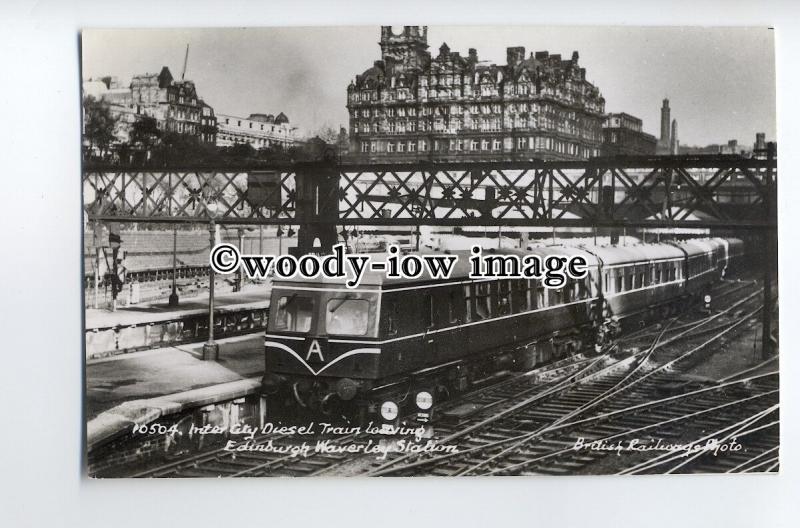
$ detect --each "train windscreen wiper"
[328,294,354,314]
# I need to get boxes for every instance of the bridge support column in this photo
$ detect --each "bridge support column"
[294,161,339,256]
[761,142,777,359]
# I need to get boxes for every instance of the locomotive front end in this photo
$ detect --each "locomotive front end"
[262,279,382,415]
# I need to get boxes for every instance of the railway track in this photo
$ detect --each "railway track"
[352,289,769,476]
[103,279,772,478]
[127,352,600,477]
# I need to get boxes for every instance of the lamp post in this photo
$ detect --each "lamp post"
[236,227,245,292]
[203,201,220,361]
[168,226,179,307]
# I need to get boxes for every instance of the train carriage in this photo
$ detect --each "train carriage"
[262,238,746,420]
[588,244,686,323]
[670,239,719,295]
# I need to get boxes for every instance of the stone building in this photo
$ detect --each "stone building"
[347,26,606,162]
[601,112,657,156]
[215,112,300,149]
[83,66,217,147]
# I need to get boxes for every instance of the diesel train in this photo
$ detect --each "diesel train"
[261,237,745,422]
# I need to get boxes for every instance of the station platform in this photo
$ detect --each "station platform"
[86,333,264,450]
[85,282,269,330]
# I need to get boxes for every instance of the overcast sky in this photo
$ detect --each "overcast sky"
[81,26,775,146]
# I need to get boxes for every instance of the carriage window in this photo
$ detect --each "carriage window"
[513,279,528,312]
[475,282,491,319]
[637,272,644,288]
[275,295,315,332]
[386,301,399,336]
[655,265,661,283]
[464,285,473,322]
[527,280,536,309]
[326,298,369,336]
[498,280,512,315]
[604,272,610,293]
[448,290,459,323]
[616,274,623,293]
[670,265,676,281]
[626,273,634,291]
[537,286,546,308]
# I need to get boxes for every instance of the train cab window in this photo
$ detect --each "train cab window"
[326,298,369,336]
[498,280,512,315]
[475,282,491,320]
[463,285,473,322]
[275,295,315,333]
[448,290,459,323]
[423,293,434,328]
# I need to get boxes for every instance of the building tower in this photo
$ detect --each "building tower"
[660,98,671,144]
[379,26,430,73]
[670,119,679,154]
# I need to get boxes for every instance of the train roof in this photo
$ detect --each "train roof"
[582,243,684,266]
[270,238,733,290]
[271,246,600,289]
[670,238,718,257]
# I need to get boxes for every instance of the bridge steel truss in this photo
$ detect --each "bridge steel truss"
[82,152,778,356]
[83,155,776,231]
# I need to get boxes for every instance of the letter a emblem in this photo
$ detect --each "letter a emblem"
[306,339,325,362]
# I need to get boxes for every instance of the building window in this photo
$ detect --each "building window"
[419,140,428,152]
[387,142,395,153]
[493,139,501,151]
[471,140,479,151]
[517,137,527,150]
[408,141,416,152]
[397,141,405,153]
[370,141,377,153]
[361,141,369,153]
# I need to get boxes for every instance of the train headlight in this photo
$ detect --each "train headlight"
[380,401,399,421]
[415,391,434,410]
[704,294,712,304]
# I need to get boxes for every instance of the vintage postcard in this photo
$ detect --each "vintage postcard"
[81,26,777,477]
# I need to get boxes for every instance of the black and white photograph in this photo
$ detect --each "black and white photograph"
[79,24,779,478]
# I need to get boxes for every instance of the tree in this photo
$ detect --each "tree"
[83,96,117,159]
[311,124,340,144]
[130,116,161,161]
